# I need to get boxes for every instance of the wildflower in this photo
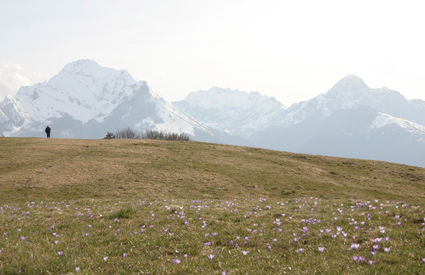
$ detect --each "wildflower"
[351,243,360,250]
[103,256,108,261]
[172,258,181,264]
[20,236,26,241]
[242,250,249,255]
[123,253,128,257]
[384,247,390,253]
[208,254,215,260]
[353,256,364,263]
[368,260,375,265]
[373,238,382,243]
[58,251,64,256]
[318,247,325,253]
[296,248,304,253]
[75,267,81,272]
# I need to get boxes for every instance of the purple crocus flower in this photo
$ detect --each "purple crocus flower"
[172,258,181,264]
[351,243,360,250]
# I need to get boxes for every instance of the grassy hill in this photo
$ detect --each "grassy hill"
[0,137,424,274]
[1,137,424,203]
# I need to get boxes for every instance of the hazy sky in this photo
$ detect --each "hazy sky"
[1,0,424,105]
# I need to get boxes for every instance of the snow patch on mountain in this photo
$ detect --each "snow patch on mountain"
[371,112,425,134]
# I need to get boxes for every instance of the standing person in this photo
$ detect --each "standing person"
[45,126,51,138]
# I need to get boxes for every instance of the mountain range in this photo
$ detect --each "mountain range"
[0,60,216,141]
[1,60,424,167]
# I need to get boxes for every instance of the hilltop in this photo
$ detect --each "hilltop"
[1,137,424,203]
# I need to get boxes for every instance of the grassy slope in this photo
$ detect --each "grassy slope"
[1,138,425,274]
[0,137,424,203]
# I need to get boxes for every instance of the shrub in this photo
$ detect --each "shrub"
[142,129,190,141]
[104,132,116,139]
[114,128,140,139]
[104,128,190,141]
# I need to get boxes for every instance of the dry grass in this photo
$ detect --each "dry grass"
[0,137,424,203]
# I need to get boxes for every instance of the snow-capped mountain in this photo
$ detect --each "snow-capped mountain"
[250,76,425,167]
[174,87,285,137]
[0,60,217,140]
[278,75,425,127]
[0,95,26,135]
[175,75,425,167]
[16,60,137,124]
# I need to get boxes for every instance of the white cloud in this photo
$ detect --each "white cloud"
[0,63,31,100]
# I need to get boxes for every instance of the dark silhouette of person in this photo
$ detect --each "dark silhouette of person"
[45,126,51,138]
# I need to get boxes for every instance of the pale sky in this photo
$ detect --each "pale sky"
[1,0,424,105]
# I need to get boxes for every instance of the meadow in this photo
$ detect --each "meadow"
[0,137,424,274]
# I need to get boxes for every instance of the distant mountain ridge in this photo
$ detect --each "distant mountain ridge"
[176,75,425,167]
[1,60,424,167]
[174,87,285,137]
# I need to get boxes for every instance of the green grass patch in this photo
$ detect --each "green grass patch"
[108,206,136,219]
